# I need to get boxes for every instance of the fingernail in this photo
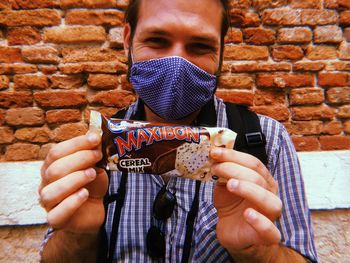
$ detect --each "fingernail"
[87,132,99,143]
[228,179,239,191]
[93,150,102,159]
[78,188,88,199]
[85,168,96,180]
[247,210,257,221]
[211,147,222,158]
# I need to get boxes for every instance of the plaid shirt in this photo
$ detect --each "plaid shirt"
[43,97,318,262]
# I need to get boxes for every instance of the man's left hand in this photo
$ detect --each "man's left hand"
[210,147,282,254]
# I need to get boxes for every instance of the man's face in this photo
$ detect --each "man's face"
[124,0,222,75]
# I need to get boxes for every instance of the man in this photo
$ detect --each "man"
[39,0,318,262]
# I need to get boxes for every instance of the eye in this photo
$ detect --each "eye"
[144,37,170,48]
[189,43,217,54]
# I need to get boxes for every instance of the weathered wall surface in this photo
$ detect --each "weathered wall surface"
[0,0,350,162]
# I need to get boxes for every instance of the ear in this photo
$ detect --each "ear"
[123,23,131,57]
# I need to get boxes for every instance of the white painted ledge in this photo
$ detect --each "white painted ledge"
[0,151,349,226]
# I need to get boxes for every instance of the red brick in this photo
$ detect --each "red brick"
[62,47,124,63]
[324,0,338,8]
[22,47,60,64]
[40,65,58,75]
[0,10,61,27]
[318,73,350,87]
[326,62,350,71]
[84,107,119,122]
[224,28,243,44]
[327,87,350,104]
[252,0,288,10]
[290,0,321,8]
[254,89,285,106]
[323,121,343,135]
[59,62,127,74]
[7,27,41,46]
[292,136,320,151]
[339,42,350,60]
[257,73,314,88]
[291,121,323,135]
[339,0,350,9]
[291,106,335,120]
[15,127,51,143]
[250,105,290,121]
[88,74,119,90]
[12,0,59,9]
[345,121,350,134]
[66,10,124,27]
[262,9,302,26]
[314,26,343,43]
[14,74,49,90]
[5,143,40,161]
[0,92,33,108]
[290,88,324,105]
[277,27,312,44]
[229,0,251,9]
[46,109,82,124]
[230,10,260,27]
[0,109,5,126]
[0,0,11,9]
[256,63,291,72]
[243,28,275,45]
[0,47,22,63]
[5,108,45,126]
[60,0,117,8]
[293,62,325,72]
[44,26,106,44]
[301,10,339,26]
[345,28,350,42]
[35,91,87,108]
[320,136,350,150]
[272,46,304,61]
[89,90,136,107]
[120,74,133,91]
[337,105,350,118]
[0,127,14,144]
[53,123,88,142]
[224,45,268,60]
[215,90,254,106]
[340,11,350,25]
[0,64,37,74]
[0,75,9,90]
[39,143,56,160]
[50,75,84,89]
[218,75,254,89]
[306,46,337,60]
[108,27,125,48]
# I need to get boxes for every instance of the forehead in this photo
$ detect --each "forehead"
[136,0,222,37]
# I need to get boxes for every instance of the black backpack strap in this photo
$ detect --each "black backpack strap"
[225,102,268,166]
[107,171,128,263]
[181,180,201,263]
[111,108,128,119]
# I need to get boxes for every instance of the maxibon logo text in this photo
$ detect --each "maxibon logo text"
[113,126,201,157]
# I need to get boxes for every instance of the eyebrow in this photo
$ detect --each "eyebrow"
[140,28,219,45]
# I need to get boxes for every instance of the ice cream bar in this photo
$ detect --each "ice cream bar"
[90,110,237,182]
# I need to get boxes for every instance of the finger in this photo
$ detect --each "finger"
[86,168,109,199]
[211,147,270,180]
[47,188,89,230]
[211,162,266,187]
[244,208,281,246]
[211,147,278,193]
[40,168,97,211]
[227,179,282,220]
[41,132,101,174]
[43,149,102,185]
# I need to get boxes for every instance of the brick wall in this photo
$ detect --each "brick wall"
[0,0,350,162]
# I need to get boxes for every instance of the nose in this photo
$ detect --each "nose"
[169,42,188,60]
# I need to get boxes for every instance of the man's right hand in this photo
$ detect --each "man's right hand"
[38,131,108,234]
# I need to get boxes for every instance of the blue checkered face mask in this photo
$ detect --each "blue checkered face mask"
[130,56,217,120]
